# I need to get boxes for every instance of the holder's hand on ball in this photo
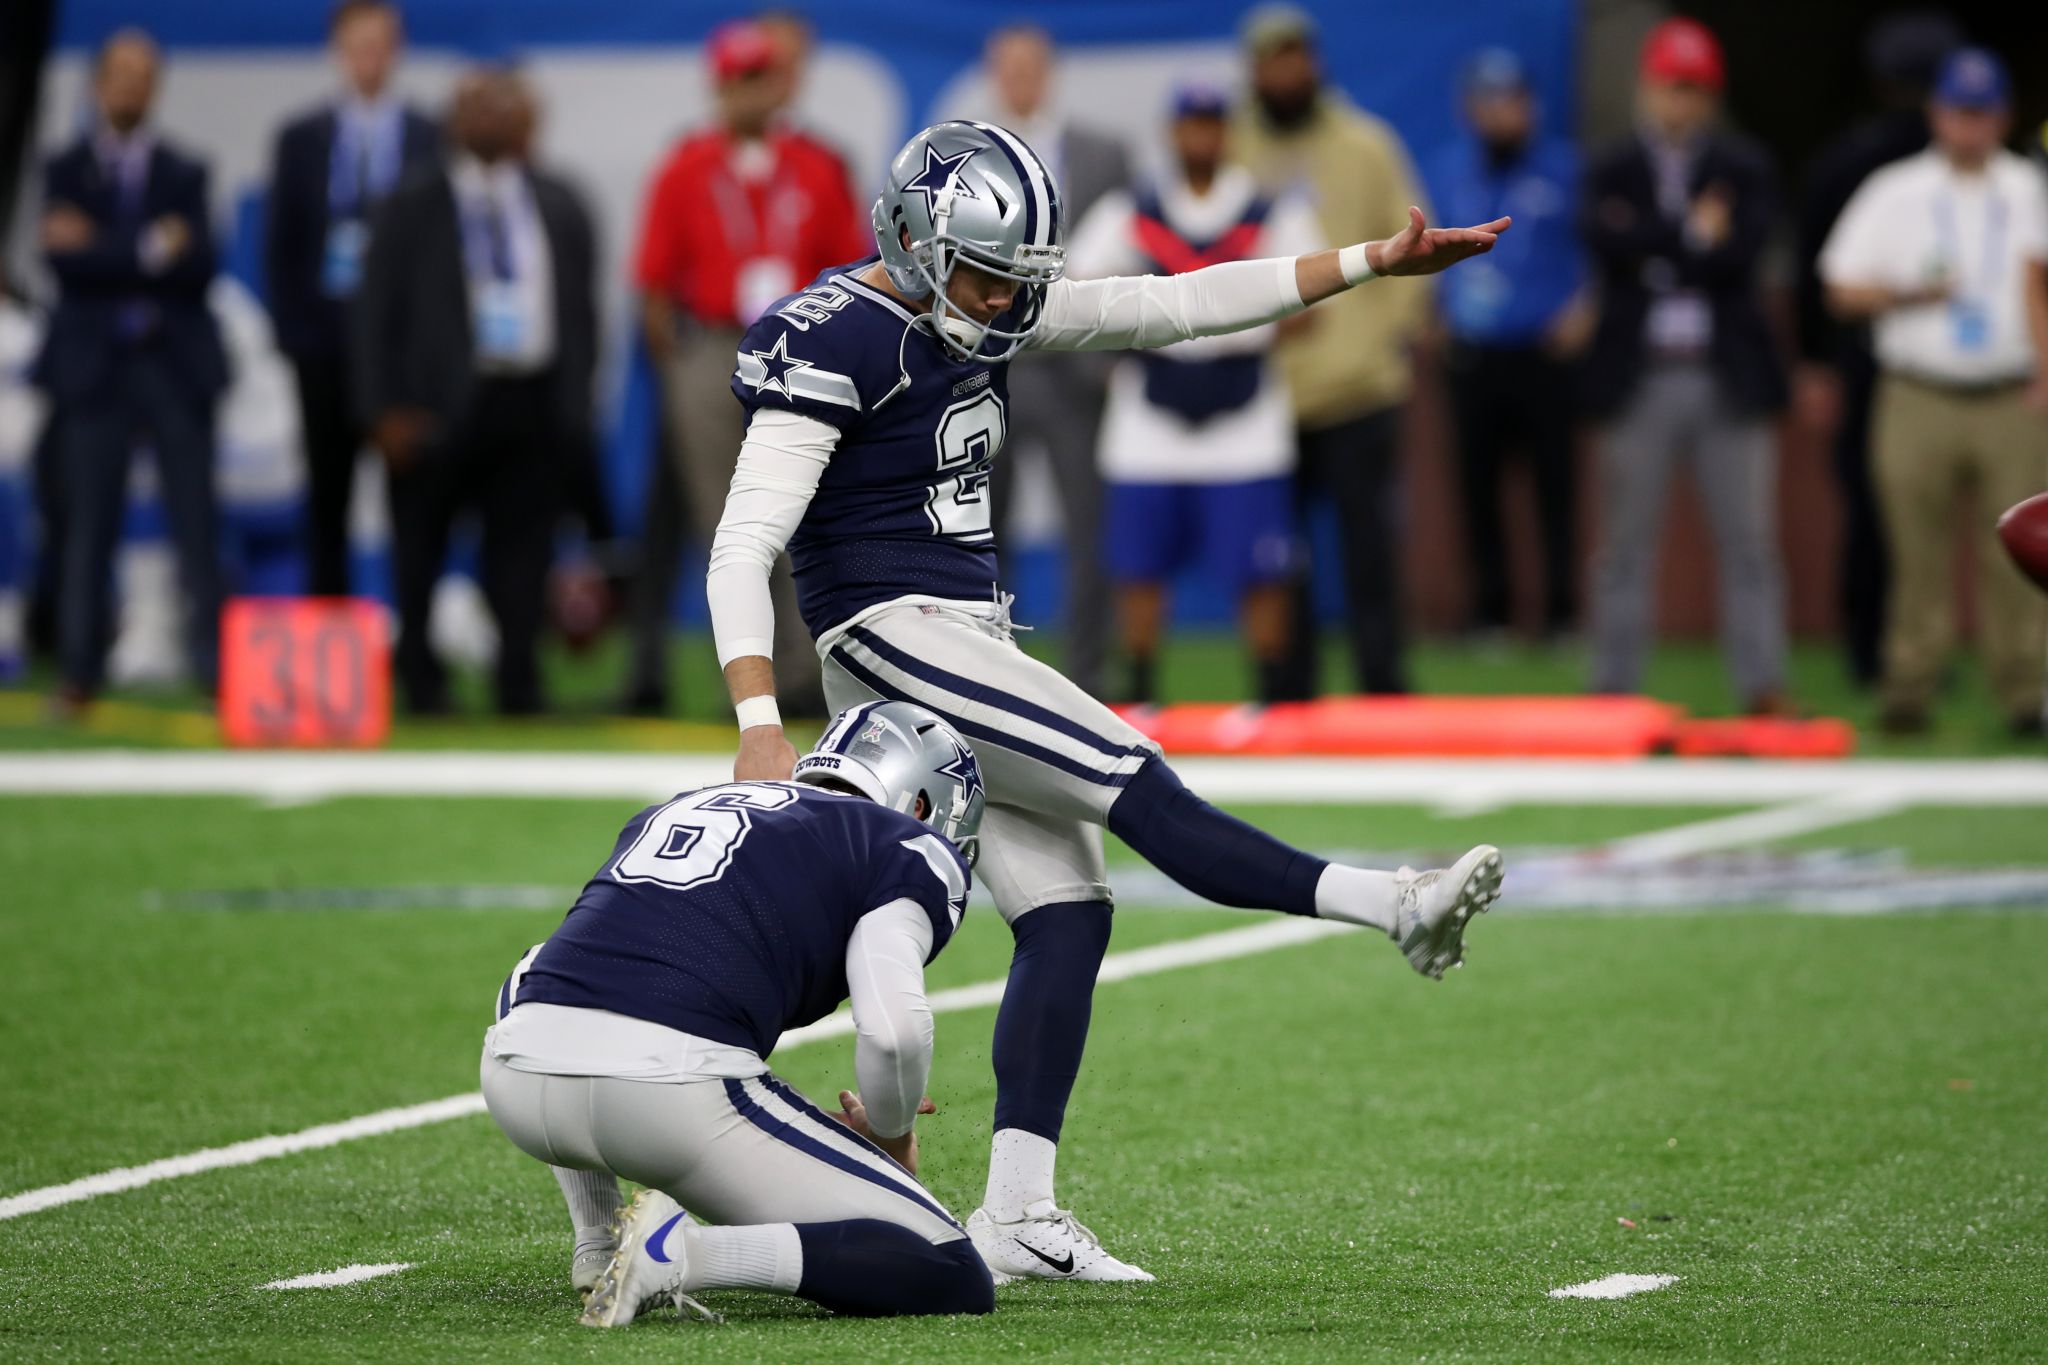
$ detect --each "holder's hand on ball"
[831,1090,936,1176]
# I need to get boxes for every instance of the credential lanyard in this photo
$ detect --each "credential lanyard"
[706,144,801,264]
[1931,184,2008,297]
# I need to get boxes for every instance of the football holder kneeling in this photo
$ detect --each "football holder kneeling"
[219,598,390,748]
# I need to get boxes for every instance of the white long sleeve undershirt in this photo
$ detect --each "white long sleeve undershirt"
[844,897,937,1140]
[707,408,838,668]
[1030,255,1307,352]
[706,254,1324,675]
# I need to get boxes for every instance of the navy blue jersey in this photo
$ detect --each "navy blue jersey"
[732,259,1010,637]
[510,782,970,1058]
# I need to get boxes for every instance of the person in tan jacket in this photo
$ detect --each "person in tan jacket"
[1231,4,1432,695]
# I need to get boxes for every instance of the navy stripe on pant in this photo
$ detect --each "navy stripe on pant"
[846,626,1139,761]
[829,645,1137,791]
[722,1078,957,1229]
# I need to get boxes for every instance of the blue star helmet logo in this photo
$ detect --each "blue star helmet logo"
[935,736,984,808]
[748,332,812,400]
[902,142,980,218]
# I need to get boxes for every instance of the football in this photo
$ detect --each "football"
[1996,491,2048,594]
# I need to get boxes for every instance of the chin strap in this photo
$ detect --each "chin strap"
[871,318,915,412]
[937,313,987,348]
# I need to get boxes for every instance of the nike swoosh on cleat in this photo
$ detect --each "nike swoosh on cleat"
[644,1211,687,1264]
[1015,1239,1075,1274]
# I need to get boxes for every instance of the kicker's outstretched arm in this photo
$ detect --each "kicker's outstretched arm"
[1035,205,1511,352]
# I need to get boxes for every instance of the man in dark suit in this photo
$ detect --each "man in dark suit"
[980,23,1129,699]
[265,0,438,597]
[353,67,596,716]
[35,29,229,711]
[1581,18,1790,714]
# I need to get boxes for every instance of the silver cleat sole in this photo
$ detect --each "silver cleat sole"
[573,1247,617,1302]
[577,1250,633,1328]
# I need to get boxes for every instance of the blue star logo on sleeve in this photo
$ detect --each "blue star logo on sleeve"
[902,143,980,217]
[748,332,813,400]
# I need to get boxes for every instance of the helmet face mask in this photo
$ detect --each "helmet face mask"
[873,121,1065,363]
[792,701,988,867]
[930,774,981,868]
[921,238,1056,363]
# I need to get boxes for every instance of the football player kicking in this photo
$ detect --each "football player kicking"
[482,701,995,1324]
[706,121,1509,1283]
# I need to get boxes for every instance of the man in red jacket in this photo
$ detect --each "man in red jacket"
[628,20,862,714]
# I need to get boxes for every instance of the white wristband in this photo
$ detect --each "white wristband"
[1339,243,1377,285]
[734,695,782,732]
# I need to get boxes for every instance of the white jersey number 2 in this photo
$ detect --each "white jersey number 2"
[927,389,1005,543]
[610,783,800,892]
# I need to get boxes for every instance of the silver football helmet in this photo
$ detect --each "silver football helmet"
[872,120,1066,362]
[793,700,987,865]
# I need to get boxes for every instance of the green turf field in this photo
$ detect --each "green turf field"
[2,788,2043,1362]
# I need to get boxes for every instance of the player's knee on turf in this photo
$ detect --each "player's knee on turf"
[941,1235,998,1314]
[887,1235,996,1316]
[794,1221,995,1316]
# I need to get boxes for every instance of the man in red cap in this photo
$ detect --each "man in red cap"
[623,20,864,715]
[1581,17,1791,715]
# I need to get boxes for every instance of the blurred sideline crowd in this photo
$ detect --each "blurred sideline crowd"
[3,3,2046,733]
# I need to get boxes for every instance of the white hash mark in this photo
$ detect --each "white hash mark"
[1548,1273,1679,1300]
[264,1262,415,1290]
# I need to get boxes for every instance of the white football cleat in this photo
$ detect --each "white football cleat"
[578,1188,719,1327]
[1394,844,1503,980]
[967,1203,1155,1283]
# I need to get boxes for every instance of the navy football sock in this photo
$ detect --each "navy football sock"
[991,900,1113,1143]
[1107,755,1327,915]
[793,1223,994,1316]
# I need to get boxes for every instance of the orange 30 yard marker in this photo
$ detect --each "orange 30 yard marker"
[219,598,390,748]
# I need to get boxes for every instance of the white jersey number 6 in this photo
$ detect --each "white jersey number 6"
[610,783,801,892]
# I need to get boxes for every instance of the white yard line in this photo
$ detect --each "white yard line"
[0,916,1357,1224]
[1601,788,1913,863]
[1548,1273,1680,1300]
[6,751,2048,806]
[263,1262,414,1290]
[0,1093,488,1222]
